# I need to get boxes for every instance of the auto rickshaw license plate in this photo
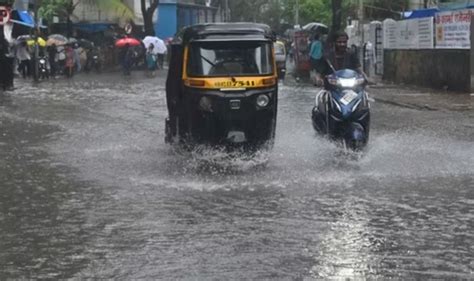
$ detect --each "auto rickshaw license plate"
[215,81,256,88]
[229,99,241,110]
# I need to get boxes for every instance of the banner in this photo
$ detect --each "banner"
[384,17,434,49]
[435,9,473,49]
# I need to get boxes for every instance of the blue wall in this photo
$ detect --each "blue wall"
[155,4,177,39]
[155,3,217,39]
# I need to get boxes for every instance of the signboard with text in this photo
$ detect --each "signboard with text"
[435,9,473,49]
[384,17,434,49]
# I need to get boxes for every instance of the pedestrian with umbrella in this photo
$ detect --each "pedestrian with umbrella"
[73,43,82,73]
[143,36,167,69]
[16,41,31,78]
[145,44,157,77]
[115,37,140,75]
[121,43,135,75]
[47,43,57,77]
[65,43,75,77]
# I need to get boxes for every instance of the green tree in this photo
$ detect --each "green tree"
[227,0,270,22]
[39,0,133,36]
[280,0,336,33]
[331,0,342,31]
[0,0,15,5]
[261,0,285,33]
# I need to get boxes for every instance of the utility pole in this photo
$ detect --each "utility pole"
[295,0,299,27]
[224,0,229,22]
[33,0,41,82]
[358,0,364,65]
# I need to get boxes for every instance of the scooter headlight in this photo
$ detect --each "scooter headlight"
[334,78,365,88]
[337,77,365,88]
[256,94,270,108]
[337,78,356,88]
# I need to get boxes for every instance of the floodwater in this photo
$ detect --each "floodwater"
[0,72,473,279]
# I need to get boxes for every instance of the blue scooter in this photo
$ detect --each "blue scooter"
[311,66,370,151]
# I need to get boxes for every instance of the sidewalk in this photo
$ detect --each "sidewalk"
[366,76,473,112]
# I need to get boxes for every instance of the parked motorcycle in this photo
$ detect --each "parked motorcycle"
[85,49,101,73]
[311,68,370,151]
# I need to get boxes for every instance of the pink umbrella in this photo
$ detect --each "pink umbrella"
[115,37,141,48]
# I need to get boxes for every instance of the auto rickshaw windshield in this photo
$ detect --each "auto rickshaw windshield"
[187,41,274,77]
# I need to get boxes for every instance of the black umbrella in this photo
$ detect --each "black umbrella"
[79,39,94,49]
[302,22,329,34]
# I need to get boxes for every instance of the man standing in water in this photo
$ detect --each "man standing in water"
[309,33,323,74]
[0,29,14,90]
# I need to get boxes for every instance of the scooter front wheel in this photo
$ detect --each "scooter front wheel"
[343,122,368,151]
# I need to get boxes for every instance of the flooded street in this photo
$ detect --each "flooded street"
[1,72,473,279]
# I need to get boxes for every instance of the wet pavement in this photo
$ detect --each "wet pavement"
[0,71,473,279]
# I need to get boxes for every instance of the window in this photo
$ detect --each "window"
[187,41,274,77]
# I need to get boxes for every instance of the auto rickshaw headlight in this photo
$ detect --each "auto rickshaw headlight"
[199,96,213,112]
[256,94,270,108]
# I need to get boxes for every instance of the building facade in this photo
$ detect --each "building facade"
[409,0,474,9]
[155,0,220,39]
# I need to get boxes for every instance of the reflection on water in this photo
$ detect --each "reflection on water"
[0,118,92,278]
[0,77,473,279]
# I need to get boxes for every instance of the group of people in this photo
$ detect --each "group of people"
[39,42,94,78]
[6,39,93,80]
[119,43,165,76]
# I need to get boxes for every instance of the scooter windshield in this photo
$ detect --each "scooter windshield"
[334,69,359,79]
[187,41,274,77]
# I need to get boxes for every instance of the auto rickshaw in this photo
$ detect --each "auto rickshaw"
[274,40,286,80]
[165,23,278,150]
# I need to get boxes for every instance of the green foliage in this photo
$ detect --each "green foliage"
[0,0,15,5]
[38,0,74,22]
[299,0,332,26]
[211,0,407,33]
[92,0,134,19]
[38,0,133,23]
[228,0,271,22]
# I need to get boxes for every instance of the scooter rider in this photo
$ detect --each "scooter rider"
[315,31,368,85]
